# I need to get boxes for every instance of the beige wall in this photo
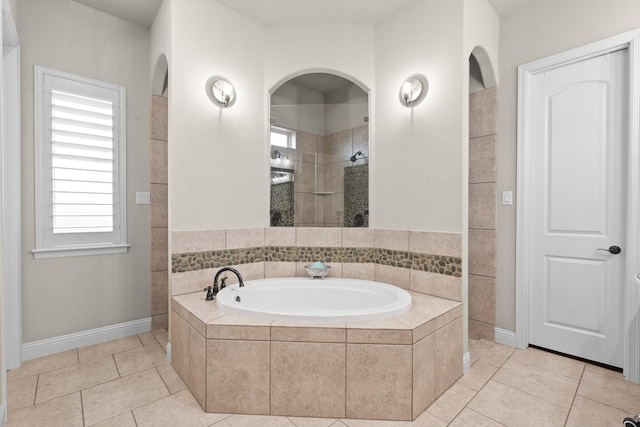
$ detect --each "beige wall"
[374,0,464,233]
[7,0,17,23]
[496,0,640,331]
[167,0,476,234]
[170,0,266,230]
[19,0,151,342]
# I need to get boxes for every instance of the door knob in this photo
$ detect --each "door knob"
[597,245,622,254]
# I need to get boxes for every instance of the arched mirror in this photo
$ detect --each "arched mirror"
[269,73,369,227]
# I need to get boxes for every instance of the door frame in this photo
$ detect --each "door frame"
[516,30,640,383]
[2,0,21,370]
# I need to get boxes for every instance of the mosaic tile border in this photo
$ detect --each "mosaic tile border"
[172,246,462,277]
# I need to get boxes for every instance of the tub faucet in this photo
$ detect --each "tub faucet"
[214,267,245,290]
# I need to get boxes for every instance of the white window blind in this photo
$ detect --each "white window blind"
[34,66,128,258]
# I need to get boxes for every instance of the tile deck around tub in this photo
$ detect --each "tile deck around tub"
[171,290,462,421]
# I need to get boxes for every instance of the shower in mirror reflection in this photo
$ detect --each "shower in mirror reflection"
[269,72,369,227]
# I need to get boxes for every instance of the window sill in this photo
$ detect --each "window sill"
[32,244,130,259]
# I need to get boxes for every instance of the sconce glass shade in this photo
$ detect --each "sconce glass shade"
[212,79,236,107]
[399,76,427,107]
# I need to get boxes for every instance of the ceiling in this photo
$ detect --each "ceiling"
[72,0,162,28]
[72,0,539,29]
[288,74,354,94]
[216,0,411,26]
[486,0,540,17]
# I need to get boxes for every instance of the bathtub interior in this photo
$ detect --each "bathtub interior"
[215,278,412,322]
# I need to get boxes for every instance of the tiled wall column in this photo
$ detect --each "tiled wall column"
[468,87,497,340]
[150,95,169,330]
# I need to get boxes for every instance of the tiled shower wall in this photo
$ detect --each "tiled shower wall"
[150,95,169,330]
[170,227,462,303]
[344,164,369,227]
[468,87,497,340]
[279,124,368,227]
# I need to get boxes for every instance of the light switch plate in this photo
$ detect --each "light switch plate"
[502,191,513,206]
[136,191,151,205]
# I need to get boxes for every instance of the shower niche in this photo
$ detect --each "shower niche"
[269,72,369,227]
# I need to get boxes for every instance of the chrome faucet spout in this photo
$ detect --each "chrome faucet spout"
[213,266,245,289]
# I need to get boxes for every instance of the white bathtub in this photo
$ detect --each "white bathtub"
[216,277,412,323]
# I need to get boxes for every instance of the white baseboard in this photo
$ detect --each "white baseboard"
[22,318,152,361]
[463,351,471,374]
[166,342,172,363]
[495,327,516,348]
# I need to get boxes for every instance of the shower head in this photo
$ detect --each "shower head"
[350,151,363,162]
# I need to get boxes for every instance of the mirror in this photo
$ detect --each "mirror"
[270,73,369,227]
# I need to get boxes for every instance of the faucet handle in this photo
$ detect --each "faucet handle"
[203,286,214,301]
[220,277,227,289]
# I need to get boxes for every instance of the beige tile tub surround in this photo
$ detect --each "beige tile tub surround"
[171,290,462,421]
[171,228,462,301]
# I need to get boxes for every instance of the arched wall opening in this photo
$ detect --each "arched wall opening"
[268,69,370,228]
[152,55,169,97]
[470,46,497,91]
[468,46,498,341]
[269,68,370,95]
[150,54,169,330]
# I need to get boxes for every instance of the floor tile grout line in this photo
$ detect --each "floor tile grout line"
[429,343,501,424]
[461,343,515,426]
[212,413,234,426]
[562,363,586,426]
[135,333,144,347]
[584,365,629,382]
[155,366,172,395]
[425,379,476,423]
[84,368,171,427]
[7,349,80,383]
[32,373,40,408]
[573,393,636,417]
[489,374,572,412]
[113,353,123,378]
[502,353,586,382]
[456,406,509,426]
[80,388,86,427]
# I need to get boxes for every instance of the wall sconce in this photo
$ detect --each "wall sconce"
[271,149,292,169]
[211,79,236,108]
[399,75,428,107]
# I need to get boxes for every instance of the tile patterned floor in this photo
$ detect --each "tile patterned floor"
[6,332,640,426]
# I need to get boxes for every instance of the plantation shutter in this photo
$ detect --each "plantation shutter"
[34,66,128,258]
[50,89,115,234]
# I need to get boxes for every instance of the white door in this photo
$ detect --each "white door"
[528,49,628,367]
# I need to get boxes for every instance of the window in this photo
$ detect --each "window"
[33,66,128,258]
[270,126,296,149]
